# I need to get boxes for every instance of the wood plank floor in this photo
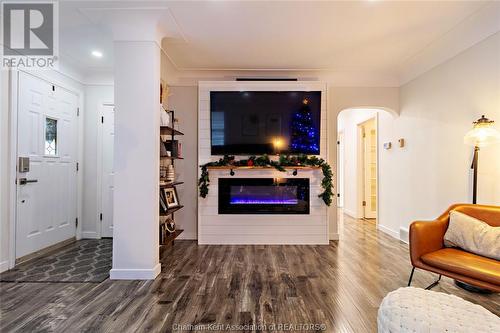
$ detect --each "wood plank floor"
[1,214,498,332]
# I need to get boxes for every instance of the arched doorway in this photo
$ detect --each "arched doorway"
[336,107,397,231]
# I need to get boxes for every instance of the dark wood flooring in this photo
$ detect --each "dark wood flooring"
[1,214,498,332]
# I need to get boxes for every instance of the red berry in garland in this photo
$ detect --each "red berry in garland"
[247,159,254,166]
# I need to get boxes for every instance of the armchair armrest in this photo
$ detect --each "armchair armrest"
[409,218,449,266]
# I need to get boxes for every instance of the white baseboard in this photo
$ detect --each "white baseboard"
[377,224,400,240]
[343,208,358,219]
[178,232,197,240]
[110,263,161,280]
[0,260,9,273]
[329,233,339,241]
[81,231,99,239]
[399,227,409,244]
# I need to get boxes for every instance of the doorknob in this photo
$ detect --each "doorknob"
[18,178,38,185]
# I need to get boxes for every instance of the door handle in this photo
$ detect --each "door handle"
[19,178,38,185]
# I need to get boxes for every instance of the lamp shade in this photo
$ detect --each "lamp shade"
[464,115,500,147]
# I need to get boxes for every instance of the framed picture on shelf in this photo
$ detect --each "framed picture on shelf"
[159,190,168,213]
[163,187,180,209]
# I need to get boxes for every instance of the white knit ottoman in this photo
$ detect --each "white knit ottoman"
[378,287,500,333]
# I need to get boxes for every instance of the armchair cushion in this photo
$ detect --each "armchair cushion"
[444,210,500,260]
[421,248,500,285]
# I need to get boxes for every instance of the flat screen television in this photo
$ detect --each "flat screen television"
[210,91,321,155]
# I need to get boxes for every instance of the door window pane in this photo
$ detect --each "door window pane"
[45,118,57,155]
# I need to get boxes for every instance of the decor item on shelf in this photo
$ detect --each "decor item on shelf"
[463,115,500,204]
[198,154,333,206]
[160,166,167,179]
[163,187,180,209]
[164,140,180,158]
[160,222,167,243]
[160,81,169,105]
[165,217,176,233]
[290,98,319,154]
[160,105,170,127]
[160,138,168,156]
[166,164,175,181]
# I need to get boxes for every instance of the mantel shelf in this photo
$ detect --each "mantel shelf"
[205,166,321,170]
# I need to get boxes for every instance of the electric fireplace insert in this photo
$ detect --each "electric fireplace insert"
[218,178,310,214]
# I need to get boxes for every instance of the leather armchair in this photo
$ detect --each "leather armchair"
[408,203,500,292]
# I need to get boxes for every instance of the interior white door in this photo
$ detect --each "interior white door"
[16,72,78,258]
[337,131,344,208]
[362,118,377,219]
[100,104,115,237]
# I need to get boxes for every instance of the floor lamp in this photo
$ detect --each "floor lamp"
[463,115,500,204]
[459,115,500,292]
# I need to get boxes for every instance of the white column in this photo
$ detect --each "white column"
[110,41,161,280]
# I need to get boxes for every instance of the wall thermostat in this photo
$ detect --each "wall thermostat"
[383,142,392,150]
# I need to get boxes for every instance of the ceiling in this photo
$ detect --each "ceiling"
[59,1,493,80]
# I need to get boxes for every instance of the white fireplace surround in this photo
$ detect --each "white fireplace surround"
[197,81,329,245]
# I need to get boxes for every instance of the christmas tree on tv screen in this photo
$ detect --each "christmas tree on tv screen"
[290,98,319,154]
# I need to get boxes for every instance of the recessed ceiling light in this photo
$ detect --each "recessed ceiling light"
[91,50,103,58]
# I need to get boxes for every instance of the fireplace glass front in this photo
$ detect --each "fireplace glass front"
[218,178,309,214]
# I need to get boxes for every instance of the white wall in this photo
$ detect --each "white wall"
[378,32,500,239]
[82,85,114,238]
[337,109,378,218]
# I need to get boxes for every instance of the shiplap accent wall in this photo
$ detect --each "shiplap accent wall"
[198,81,329,244]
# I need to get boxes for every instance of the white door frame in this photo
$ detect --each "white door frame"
[356,115,378,222]
[7,70,83,269]
[96,102,114,238]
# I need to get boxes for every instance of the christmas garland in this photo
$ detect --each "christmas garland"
[198,154,334,206]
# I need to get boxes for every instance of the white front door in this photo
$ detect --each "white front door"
[16,72,78,258]
[100,104,115,237]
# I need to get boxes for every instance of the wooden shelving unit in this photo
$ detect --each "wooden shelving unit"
[160,155,184,160]
[159,110,184,247]
[160,181,184,188]
[160,205,184,216]
[160,125,184,136]
[160,229,184,247]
